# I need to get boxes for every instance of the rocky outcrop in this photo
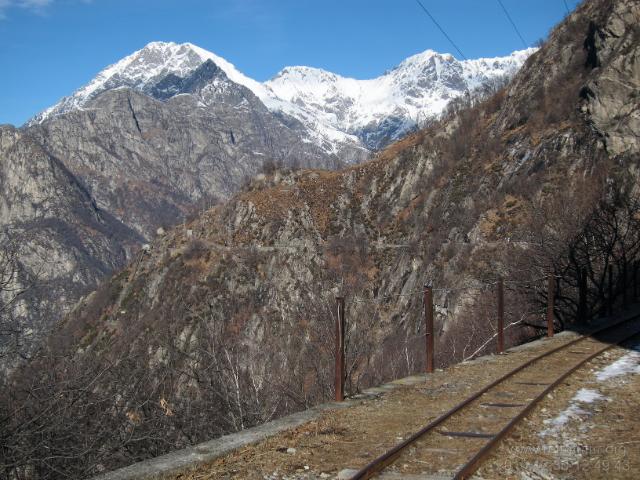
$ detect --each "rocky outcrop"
[0,125,141,368]
[28,76,343,239]
[579,0,640,156]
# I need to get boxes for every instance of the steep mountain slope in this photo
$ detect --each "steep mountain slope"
[0,125,141,370]
[27,61,344,239]
[30,41,533,153]
[6,0,637,477]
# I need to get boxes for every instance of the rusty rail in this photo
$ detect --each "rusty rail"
[348,312,640,479]
[496,278,504,353]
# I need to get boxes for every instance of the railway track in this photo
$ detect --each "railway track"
[349,313,640,480]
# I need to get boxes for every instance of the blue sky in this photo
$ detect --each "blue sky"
[0,0,579,126]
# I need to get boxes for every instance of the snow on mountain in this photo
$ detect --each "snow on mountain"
[29,42,536,153]
[265,47,537,148]
[29,42,265,124]
[28,41,362,156]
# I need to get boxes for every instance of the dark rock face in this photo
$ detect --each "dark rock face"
[357,115,414,151]
[147,60,224,100]
[0,125,142,368]
[28,82,341,239]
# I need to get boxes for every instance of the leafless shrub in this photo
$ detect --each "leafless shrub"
[503,174,640,328]
[0,236,26,362]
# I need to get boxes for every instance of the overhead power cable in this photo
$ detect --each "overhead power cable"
[496,0,528,49]
[413,0,467,60]
[563,0,571,15]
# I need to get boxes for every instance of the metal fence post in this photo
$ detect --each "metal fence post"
[633,260,638,302]
[497,278,504,353]
[623,261,628,307]
[424,284,434,374]
[608,264,613,316]
[335,296,345,402]
[579,268,588,323]
[547,275,555,338]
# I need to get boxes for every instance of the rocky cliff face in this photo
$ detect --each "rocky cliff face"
[579,0,640,156]
[0,125,142,369]
[27,66,344,239]
[11,0,637,476]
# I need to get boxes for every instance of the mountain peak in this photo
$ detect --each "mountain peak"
[399,48,455,65]
[271,65,342,84]
[28,41,266,125]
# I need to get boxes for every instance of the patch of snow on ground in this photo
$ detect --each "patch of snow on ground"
[540,388,606,436]
[573,388,605,403]
[539,343,640,438]
[595,343,640,381]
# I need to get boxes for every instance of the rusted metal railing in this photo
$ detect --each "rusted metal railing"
[335,296,345,401]
[424,284,434,374]
[547,274,556,337]
[496,278,504,353]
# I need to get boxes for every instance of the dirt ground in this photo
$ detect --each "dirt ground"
[176,331,629,480]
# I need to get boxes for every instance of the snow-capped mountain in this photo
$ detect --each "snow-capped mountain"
[30,42,268,123]
[265,48,535,149]
[30,41,535,153]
